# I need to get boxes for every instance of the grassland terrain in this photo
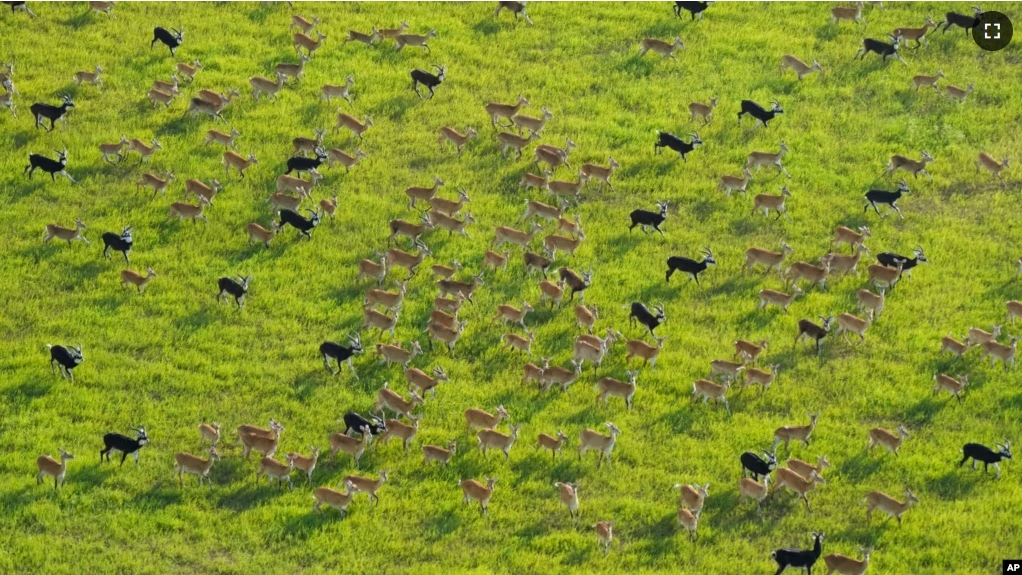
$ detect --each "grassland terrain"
[1,1,1021,573]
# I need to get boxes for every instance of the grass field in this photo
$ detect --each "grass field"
[2,2,1022,573]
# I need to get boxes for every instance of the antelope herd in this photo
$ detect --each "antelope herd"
[8,0,1018,570]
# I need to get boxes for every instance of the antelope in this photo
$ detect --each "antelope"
[235,419,282,445]
[197,88,239,108]
[126,138,162,164]
[465,405,510,431]
[833,225,871,252]
[544,233,583,258]
[868,425,910,456]
[405,365,448,397]
[856,287,885,318]
[977,153,1010,186]
[483,249,510,272]
[137,170,175,196]
[745,242,794,275]
[538,278,565,309]
[597,370,639,410]
[758,285,805,313]
[710,359,745,383]
[89,1,115,17]
[477,423,523,460]
[322,74,356,106]
[73,65,103,87]
[152,74,180,95]
[173,447,220,486]
[557,214,585,240]
[744,364,780,392]
[719,167,753,198]
[169,197,210,224]
[1,88,16,117]
[380,20,409,39]
[780,55,823,80]
[787,455,831,482]
[185,178,223,204]
[945,82,975,102]
[494,221,543,250]
[540,359,582,392]
[430,188,471,216]
[328,424,373,467]
[36,448,74,490]
[823,547,872,575]
[274,53,311,83]
[204,126,241,149]
[883,151,934,180]
[689,97,718,125]
[460,477,497,515]
[365,279,410,312]
[518,199,563,225]
[966,325,1002,347]
[939,335,968,358]
[578,422,622,468]
[249,71,286,101]
[494,301,533,329]
[912,69,945,92]
[523,361,545,388]
[834,311,872,343]
[387,214,433,244]
[395,29,438,53]
[830,1,865,25]
[438,125,478,154]
[519,170,552,192]
[292,128,326,157]
[786,257,833,291]
[198,423,221,447]
[405,175,445,209]
[895,16,938,48]
[245,221,279,248]
[554,481,580,521]
[512,106,554,136]
[639,36,686,59]
[223,151,258,178]
[290,14,320,34]
[362,305,401,339]
[867,259,904,290]
[312,480,359,516]
[535,138,577,171]
[864,489,919,524]
[775,468,826,512]
[318,194,339,222]
[625,335,667,369]
[677,508,700,541]
[575,304,598,334]
[734,339,769,364]
[547,172,590,204]
[747,142,791,178]
[256,454,297,491]
[294,30,327,57]
[752,185,793,219]
[240,427,282,461]
[423,441,457,466]
[773,413,820,451]
[148,88,176,108]
[524,249,554,278]
[594,521,614,556]
[327,148,367,174]
[345,27,381,46]
[98,135,129,163]
[43,218,89,247]
[375,384,424,420]
[386,240,433,276]
[485,95,528,129]
[375,341,422,369]
[692,378,731,413]
[430,210,476,238]
[673,482,709,516]
[380,416,420,452]
[344,469,389,504]
[537,430,569,460]
[1008,300,1022,325]
[437,272,485,303]
[738,474,771,516]
[497,130,540,160]
[981,336,1018,370]
[120,266,157,294]
[357,252,388,286]
[184,96,227,122]
[176,60,202,81]
[573,339,605,372]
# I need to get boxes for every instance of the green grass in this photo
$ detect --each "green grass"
[2,2,1022,573]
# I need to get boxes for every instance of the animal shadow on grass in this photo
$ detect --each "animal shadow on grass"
[73,463,115,488]
[281,513,323,541]
[172,308,214,335]
[291,369,325,403]
[926,469,979,500]
[814,24,841,42]
[62,11,93,30]
[376,96,415,123]
[837,451,883,483]
[422,511,462,543]
[217,483,280,512]
[136,486,183,511]
[628,514,678,561]
[900,396,945,427]
[665,406,696,435]
[471,19,501,36]
[619,55,658,80]
[2,378,54,408]
[155,118,192,138]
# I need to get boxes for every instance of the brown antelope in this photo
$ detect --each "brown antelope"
[868,425,910,456]
[911,69,945,92]
[375,341,422,369]
[758,285,805,313]
[894,15,938,48]
[557,214,585,239]
[0,84,14,117]
[719,166,753,198]
[204,126,241,149]
[362,305,401,339]
[578,422,622,467]
[240,427,282,461]
[519,170,552,192]
[375,383,424,420]
[275,53,311,83]
[483,249,510,272]
[738,475,771,516]
[437,272,485,302]
[274,173,320,199]
[673,482,709,515]
[573,339,606,371]
[523,361,545,388]
[786,257,833,291]
[172,447,219,486]
[396,29,438,52]
[73,65,103,87]
[126,138,162,164]
[497,130,540,160]
[120,266,157,294]
[197,88,240,108]
[575,304,598,334]
[1007,300,1022,325]
[554,481,580,521]
[322,74,356,106]
[249,71,286,101]
[939,335,968,358]
[294,30,327,57]
[773,413,820,451]
[256,454,297,491]
[823,547,872,575]
[597,370,639,410]
[827,244,870,276]
[460,477,497,515]
[544,233,583,258]
[404,175,445,209]
[88,1,115,17]
[246,221,280,248]
[692,378,731,413]
[426,320,467,354]
[99,135,130,163]
[855,288,885,319]
[710,359,745,382]
[365,279,410,312]
[292,128,326,158]
[423,441,457,466]
[405,365,448,397]
[540,359,582,392]
[380,416,420,452]
[577,327,621,357]
[538,278,565,309]
[883,151,934,180]
[982,336,1019,370]
[594,521,614,556]
[864,489,919,524]
[184,95,228,121]
[466,406,510,431]
[345,27,381,45]
[977,152,1010,186]
[833,225,872,253]
[152,74,180,95]
[537,430,569,460]
[524,249,554,278]
[752,185,793,219]
[344,469,389,504]
[223,151,258,179]
[689,97,718,125]
[317,194,339,222]
[518,199,563,225]
[198,422,220,447]
[379,20,410,39]
[335,113,374,141]
[328,425,373,467]
[312,480,359,516]
[430,260,462,280]
[43,219,89,247]
[496,301,534,329]
[36,449,74,490]
[745,242,794,275]
[535,138,577,171]
[290,14,320,34]
[775,468,826,512]
[387,214,433,244]
[780,55,823,80]
[639,36,686,59]
[387,240,432,276]
[966,324,1002,347]
[867,259,904,290]
[747,142,791,178]
[438,125,478,154]
[176,60,202,81]
[169,196,211,224]
[478,423,522,460]
[547,172,590,204]
[322,149,364,176]
[235,419,283,445]
[625,335,667,369]
[357,252,388,286]
[136,170,175,196]
[744,364,780,392]
[830,1,865,25]
[835,311,872,343]
[677,508,700,541]
[787,455,831,482]
[484,95,528,129]
[185,178,223,204]
[734,339,768,364]
[429,211,476,238]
